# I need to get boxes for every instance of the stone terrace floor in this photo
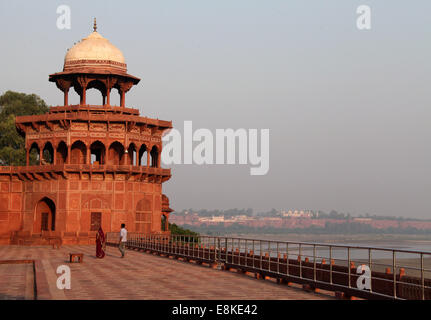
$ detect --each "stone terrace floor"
[0,263,34,300]
[0,245,334,300]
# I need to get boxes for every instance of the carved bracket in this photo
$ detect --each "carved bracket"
[76,75,90,89]
[55,78,72,92]
[117,80,134,93]
[127,121,136,132]
[59,119,71,130]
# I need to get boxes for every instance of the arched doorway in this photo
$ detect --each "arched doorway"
[56,141,68,164]
[90,141,106,165]
[71,140,87,164]
[138,144,148,166]
[161,214,167,232]
[150,146,159,167]
[108,141,125,165]
[42,142,54,164]
[33,197,56,233]
[128,143,137,165]
[29,142,40,165]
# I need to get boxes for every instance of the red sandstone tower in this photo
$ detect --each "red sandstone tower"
[0,21,173,245]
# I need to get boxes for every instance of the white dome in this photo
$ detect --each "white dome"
[64,31,127,73]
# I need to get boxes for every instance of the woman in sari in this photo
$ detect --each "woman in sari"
[96,227,106,258]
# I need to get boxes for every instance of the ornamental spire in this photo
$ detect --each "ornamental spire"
[93,18,97,32]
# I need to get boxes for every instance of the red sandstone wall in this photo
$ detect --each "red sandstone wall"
[0,176,23,243]
[0,173,164,245]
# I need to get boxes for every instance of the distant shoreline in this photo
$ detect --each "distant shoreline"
[222,233,431,245]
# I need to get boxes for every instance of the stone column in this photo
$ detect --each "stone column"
[81,86,87,105]
[53,146,57,165]
[86,145,91,164]
[123,150,128,165]
[55,78,72,107]
[104,76,117,107]
[77,76,89,106]
[118,81,133,108]
[64,88,69,106]
[26,147,29,166]
[120,90,125,107]
[106,87,110,106]
[67,145,71,164]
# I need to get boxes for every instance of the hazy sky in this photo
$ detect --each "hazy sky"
[0,1,430,218]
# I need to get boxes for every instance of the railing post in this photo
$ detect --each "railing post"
[252,240,255,268]
[198,235,200,260]
[313,245,316,282]
[188,235,190,257]
[299,244,302,278]
[245,239,248,268]
[260,241,263,271]
[369,248,372,293]
[286,243,289,276]
[267,241,271,271]
[277,242,280,274]
[217,237,221,263]
[329,246,333,285]
[214,237,218,264]
[238,239,242,266]
[393,250,397,298]
[421,253,425,300]
[224,237,229,263]
[348,247,351,288]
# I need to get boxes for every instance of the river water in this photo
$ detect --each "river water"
[217,234,431,265]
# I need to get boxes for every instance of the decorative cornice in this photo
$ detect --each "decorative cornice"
[64,59,127,72]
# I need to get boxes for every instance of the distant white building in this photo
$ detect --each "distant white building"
[281,210,314,218]
[200,216,225,223]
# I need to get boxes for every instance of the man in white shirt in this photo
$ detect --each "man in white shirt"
[119,223,127,258]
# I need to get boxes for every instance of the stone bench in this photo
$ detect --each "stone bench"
[69,253,84,263]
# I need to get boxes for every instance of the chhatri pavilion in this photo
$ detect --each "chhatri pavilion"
[0,20,173,245]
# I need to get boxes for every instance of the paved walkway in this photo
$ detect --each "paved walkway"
[0,245,333,300]
[0,263,34,300]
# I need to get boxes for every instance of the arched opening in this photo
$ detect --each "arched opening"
[42,142,54,165]
[110,87,121,107]
[161,214,167,232]
[29,142,40,165]
[128,143,137,166]
[86,80,107,105]
[70,84,82,105]
[108,142,125,165]
[33,197,56,233]
[56,141,68,165]
[150,146,159,168]
[71,140,87,164]
[90,141,106,165]
[138,144,148,166]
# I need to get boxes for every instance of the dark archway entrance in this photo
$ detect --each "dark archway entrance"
[33,197,56,233]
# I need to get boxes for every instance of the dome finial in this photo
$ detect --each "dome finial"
[93,17,97,32]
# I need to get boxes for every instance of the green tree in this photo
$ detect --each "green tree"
[169,223,200,243]
[168,223,199,236]
[0,91,48,165]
